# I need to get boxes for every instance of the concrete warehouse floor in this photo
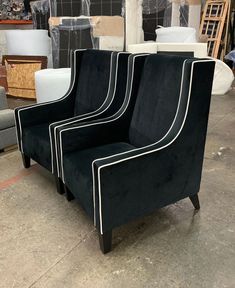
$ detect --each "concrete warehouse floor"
[0,88,235,288]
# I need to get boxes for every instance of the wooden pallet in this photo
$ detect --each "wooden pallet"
[200,0,230,58]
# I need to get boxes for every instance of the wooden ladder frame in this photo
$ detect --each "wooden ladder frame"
[200,0,230,58]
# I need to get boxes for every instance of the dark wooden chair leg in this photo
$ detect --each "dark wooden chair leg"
[98,230,112,254]
[64,184,75,201]
[189,194,200,210]
[22,153,30,168]
[55,176,65,194]
[0,149,4,153]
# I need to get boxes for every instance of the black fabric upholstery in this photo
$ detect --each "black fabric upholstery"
[15,49,130,175]
[64,142,135,217]
[74,50,112,116]
[61,54,215,235]
[53,52,130,177]
[58,54,147,156]
[129,55,187,147]
[23,123,52,170]
[92,60,215,233]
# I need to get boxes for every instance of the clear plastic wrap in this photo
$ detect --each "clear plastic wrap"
[49,0,83,17]
[30,0,50,29]
[48,0,125,67]
[49,0,123,17]
[225,50,235,68]
[50,17,95,68]
[49,15,124,68]
[141,0,201,41]
[142,0,168,14]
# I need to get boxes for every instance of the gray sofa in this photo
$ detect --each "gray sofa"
[0,86,17,152]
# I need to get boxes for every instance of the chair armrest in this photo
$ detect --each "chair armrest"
[15,49,87,129]
[92,139,202,233]
[15,96,74,152]
[59,116,129,156]
[15,97,74,128]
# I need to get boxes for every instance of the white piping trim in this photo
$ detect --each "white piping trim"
[95,59,214,234]
[59,54,149,184]
[92,53,138,225]
[16,49,86,155]
[53,51,127,175]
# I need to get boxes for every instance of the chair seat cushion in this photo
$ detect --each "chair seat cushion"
[23,123,51,170]
[64,142,135,218]
[0,109,15,130]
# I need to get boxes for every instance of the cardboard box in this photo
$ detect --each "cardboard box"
[91,16,124,37]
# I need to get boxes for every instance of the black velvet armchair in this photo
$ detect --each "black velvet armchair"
[57,54,215,253]
[14,49,130,193]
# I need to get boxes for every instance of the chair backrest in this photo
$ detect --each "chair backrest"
[129,54,189,147]
[73,49,115,116]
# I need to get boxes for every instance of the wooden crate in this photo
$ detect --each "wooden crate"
[2,55,47,99]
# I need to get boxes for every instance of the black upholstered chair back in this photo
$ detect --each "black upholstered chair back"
[73,50,114,116]
[129,54,188,147]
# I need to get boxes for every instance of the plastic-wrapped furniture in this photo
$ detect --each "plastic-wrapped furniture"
[0,86,17,152]
[15,49,130,194]
[49,16,125,68]
[50,18,94,68]
[58,54,215,253]
[30,0,50,30]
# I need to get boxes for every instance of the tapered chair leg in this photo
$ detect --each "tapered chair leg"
[98,230,112,254]
[64,184,75,201]
[22,153,30,168]
[55,176,65,194]
[189,194,200,210]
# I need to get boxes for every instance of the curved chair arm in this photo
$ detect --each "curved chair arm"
[14,90,75,151]
[14,49,86,152]
[58,115,130,178]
